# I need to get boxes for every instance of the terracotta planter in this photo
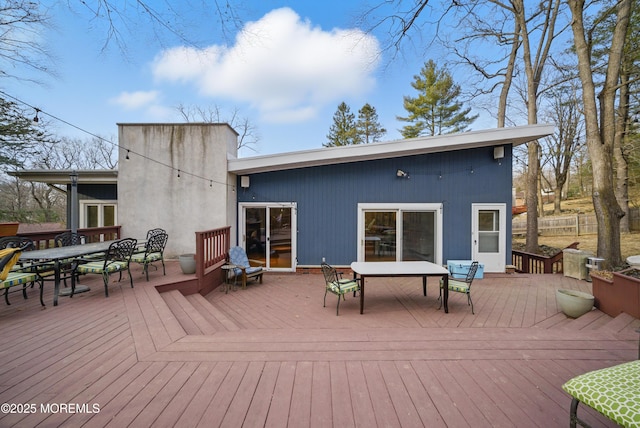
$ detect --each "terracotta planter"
[556,289,594,318]
[592,269,640,319]
[0,222,19,237]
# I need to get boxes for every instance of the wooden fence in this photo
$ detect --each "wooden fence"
[513,207,639,236]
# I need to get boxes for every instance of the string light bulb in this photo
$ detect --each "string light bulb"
[125,150,130,160]
[33,108,40,123]
[177,169,181,178]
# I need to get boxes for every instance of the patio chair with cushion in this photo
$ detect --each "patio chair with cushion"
[73,238,137,297]
[130,231,168,281]
[562,359,640,428]
[321,262,360,316]
[54,231,88,285]
[438,261,479,314]
[228,246,264,289]
[0,242,45,306]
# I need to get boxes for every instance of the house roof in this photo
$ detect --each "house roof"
[228,124,555,175]
[8,170,118,185]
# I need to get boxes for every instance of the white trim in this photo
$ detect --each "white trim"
[238,202,297,272]
[228,124,554,174]
[79,200,118,228]
[357,203,443,264]
[472,203,506,272]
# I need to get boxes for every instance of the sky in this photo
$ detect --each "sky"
[7,0,500,158]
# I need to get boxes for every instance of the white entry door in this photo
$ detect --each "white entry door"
[472,204,506,273]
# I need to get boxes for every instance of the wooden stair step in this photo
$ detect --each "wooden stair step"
[559,308,609,331]
[161,290,216,335]
[186,293,241,332]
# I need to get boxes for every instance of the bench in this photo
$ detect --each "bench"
[562,359,640,427]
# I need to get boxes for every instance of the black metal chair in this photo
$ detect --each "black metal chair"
[74,238,138,297]
[0,236,35,250]
[54,231,89,285]
[438,261,479,314]
[321,262,360,315]
[130,231,168,281]
[146,228,167,240]
[54,231,87,247]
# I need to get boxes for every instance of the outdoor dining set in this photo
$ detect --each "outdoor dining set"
[0,228,168,307]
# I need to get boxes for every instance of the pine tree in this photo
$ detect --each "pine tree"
[356,103,386,144]
[325,102,358,147]
[397,60,478,138]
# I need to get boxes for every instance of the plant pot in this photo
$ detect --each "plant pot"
[0,222,19,237]
[556,289,594,318]
[179,253,196,274]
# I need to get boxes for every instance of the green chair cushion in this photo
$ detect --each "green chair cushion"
[1,271,39,289]
[327,279,360,295]
[131,252,162,263]
[77,261,128,275]
[562,360,640,427]
[448,279,470,293]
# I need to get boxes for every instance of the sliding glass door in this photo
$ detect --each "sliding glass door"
[240,203,296,271]
[358,203,443,264]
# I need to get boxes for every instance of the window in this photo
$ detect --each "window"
[358,203,443,264]
[80,201,117,228]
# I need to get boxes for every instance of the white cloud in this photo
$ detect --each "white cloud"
[110,90,160,110]
[151,7,381,123]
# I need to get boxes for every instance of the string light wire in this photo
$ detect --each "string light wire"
[0,90,235,190]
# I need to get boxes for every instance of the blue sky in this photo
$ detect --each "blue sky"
[8,1,498,158]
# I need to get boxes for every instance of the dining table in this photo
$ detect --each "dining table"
[350,261,451,314]
[19,240,115,306]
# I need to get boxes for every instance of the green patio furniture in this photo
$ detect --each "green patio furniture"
[0,242,45,306]
[562,359,640,428]
[321,262,360,316]
[131,231,168,281]
[74,238,137,297]
[438,261,479,314]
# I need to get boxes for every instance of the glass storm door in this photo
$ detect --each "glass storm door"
[241,203,296,272]
[472,203,506,272]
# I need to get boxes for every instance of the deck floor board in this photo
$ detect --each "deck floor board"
[0,261,637,427]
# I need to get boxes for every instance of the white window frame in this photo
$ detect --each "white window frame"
[357,203,443,264]
[80,200,118,228]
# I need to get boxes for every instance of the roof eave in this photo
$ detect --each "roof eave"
[228,124,554,175]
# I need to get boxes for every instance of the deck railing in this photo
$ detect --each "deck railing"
[511,242,579,274]
[195,226,231,294]
[17,226,122,249]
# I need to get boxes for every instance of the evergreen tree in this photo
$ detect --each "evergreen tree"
[397,60,478,138]
[325,102,358,147]
[356,103,386,144]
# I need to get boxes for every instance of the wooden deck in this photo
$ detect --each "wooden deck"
[0,261,638,427]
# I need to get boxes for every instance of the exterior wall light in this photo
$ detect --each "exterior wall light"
[396,169,410,178]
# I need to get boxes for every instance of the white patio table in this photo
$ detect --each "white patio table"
[350,261,450,314]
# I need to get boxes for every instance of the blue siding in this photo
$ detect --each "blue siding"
[236,146,512,266]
